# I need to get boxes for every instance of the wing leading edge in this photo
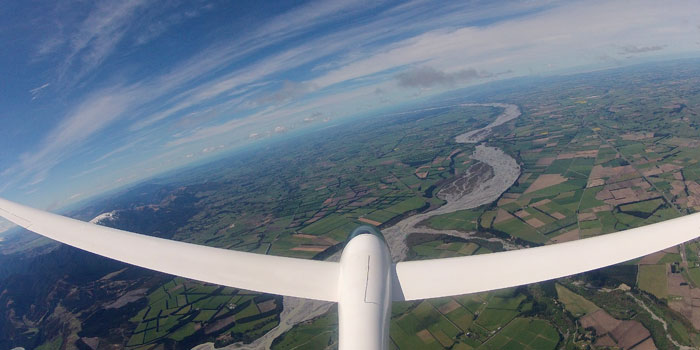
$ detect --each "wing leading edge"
[4,196,699,304]
[0,198,339,302]
[393,212,700,301]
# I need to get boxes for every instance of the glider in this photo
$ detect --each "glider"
[1,197,698,350]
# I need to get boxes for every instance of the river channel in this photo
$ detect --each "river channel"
[196,103,523,350]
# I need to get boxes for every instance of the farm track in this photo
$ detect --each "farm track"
[198,103,522,350]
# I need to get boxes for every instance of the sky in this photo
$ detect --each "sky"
[0,0,699,216]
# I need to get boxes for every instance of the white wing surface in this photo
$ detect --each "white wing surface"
[393,212,700,301]
[0,198,339,302]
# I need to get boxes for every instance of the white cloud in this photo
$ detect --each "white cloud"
[247,0,387,49]
[0,218,14,235]
[303,112,323,123]
[201,145,224,153]
[70,164,108,179]
[29,83,50,100]
[134,3,215,45]
[619,45,667,54]
[8,0,700,206]
[309,0,700,89]
[36,35,65,56]
[4,87,133,186]
[257,81,315,105]
[164,113,262,148]
[161,84,381,148]
[395,66,490,88]
[58,0,152,83]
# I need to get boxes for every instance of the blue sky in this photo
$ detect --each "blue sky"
[0,0,699,219]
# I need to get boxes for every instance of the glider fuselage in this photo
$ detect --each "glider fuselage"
[338,228,392,350]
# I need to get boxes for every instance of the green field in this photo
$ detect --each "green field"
[127,278,280,347]
[555,283,599,317]
[638,264,668,299]
[478,318,559,350]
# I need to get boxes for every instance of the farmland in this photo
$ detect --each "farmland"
[126,278,281,348]
[419,59,700,348]
[4,59,700,349]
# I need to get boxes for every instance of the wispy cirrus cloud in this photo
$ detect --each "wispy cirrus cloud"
[134,2,215,45]
[126,0,553,131]
[70,164,108,179]
[256,81,315,105]
[127,36,346,131]
[16,4,348,181]
[91,138,146,164]
[310,0,699,90]
[4,0,699,208]
[55,0,152,83]
[92,0,700,153]
[3,87,134,186]
[29,83,50,100]
[35,0,217,87]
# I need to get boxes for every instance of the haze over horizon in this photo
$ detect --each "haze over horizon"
[1,0,699,212]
